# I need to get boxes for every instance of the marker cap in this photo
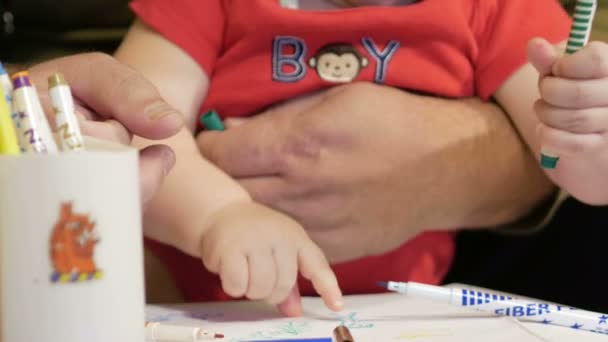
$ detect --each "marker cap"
[48,73,68,88]
[201,110,225,131]
[334,325,354,342]
[540,154,559,169]
[11,71,32,89]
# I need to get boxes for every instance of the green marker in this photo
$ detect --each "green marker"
[540,154,560,169]
[565,0,596,55]
[201,110,225,131]
[540,0,596,169]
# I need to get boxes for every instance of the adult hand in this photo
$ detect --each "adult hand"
[28,53,184,207]
[199,83,550,263]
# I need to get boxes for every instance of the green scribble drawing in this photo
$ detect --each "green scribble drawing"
[231,321,312,341]
[337,312,374,329]
[226,312,375,341]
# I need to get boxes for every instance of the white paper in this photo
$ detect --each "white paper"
[146,293,601,341]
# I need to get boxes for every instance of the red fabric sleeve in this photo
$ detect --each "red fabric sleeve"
[129,0,227,75]
[473,0,572,100]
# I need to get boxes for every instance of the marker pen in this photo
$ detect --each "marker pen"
[379,281,608,335]
[200,110,225,131]
[11,72,57,153]
[48,73,84,151]
[0,87,19,154]
[565,0,596,54]
[0,62,13,110]
[145,321,224,341]
[334,325,354,342]
[540,0,597,169]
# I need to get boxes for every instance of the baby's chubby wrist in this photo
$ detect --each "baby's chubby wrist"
[198,199,255,233]
[174,194,253,257]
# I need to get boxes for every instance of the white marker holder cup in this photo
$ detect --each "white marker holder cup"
[0,136,145,342]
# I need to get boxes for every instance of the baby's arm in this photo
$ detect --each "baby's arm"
[115,20,247,255]
[494,39,608,205]
[114,20,342,313]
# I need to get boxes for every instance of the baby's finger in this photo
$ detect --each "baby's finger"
[553,41,608,79]
[246,251,276,300]
[538,123,604,156]
[219,253,249,298]
[540,77,608,109]
[265,248,298,305]
[534,100,608,134]
[298,245,343,312]
[277,286,303,317]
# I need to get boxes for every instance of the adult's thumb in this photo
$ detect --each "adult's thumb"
[138,145,176,209]
[29,53,183,140]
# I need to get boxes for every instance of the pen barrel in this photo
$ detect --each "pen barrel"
[49,84,84,151]
[146,323,203,341]
[28,86,58,153]
[11,86,52,154]
[397,282,456,304]
[452,287,608,334]
[0,74,13,111]
[0,87,20,155]
[566,0,597,54]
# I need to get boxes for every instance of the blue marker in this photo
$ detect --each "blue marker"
[378,281,608,335]
[0,62,13,109]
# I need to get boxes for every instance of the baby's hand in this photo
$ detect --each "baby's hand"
[199,201,343,316]
[528,38,608,204]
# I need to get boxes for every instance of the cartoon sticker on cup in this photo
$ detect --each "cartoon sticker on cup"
[49,202,103,283]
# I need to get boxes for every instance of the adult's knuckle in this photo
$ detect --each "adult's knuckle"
[282,131,323,166]
[114,70,143,98]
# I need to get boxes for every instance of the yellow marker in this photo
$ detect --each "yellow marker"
[0,86,20,155]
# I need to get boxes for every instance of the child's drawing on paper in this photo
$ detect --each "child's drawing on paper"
[335,312,375,329]
[243,321,312,340]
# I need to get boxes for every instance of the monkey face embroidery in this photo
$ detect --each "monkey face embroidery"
[309,43,368,83]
